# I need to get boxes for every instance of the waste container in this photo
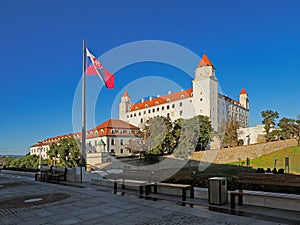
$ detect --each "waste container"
[208,177,227,205]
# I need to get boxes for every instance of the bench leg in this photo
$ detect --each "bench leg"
[182,188,186,201]
[230,193,236,209]
[190,187,194,198]
[139,185,143,195]
[114,181,118,194]
[153,184,157,193]
[238,194,243,205]
[121,179,125,189]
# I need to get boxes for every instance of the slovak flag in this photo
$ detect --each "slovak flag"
[86,47,115,89]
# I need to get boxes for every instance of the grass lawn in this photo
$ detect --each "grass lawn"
[228,146,300,174]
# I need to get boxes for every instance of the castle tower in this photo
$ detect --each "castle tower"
[119,90,132,121]
[192,54,219,131]
[239,88,249,109]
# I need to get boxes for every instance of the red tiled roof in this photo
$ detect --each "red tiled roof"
[123,90,129,97]
[31,120,138,147]
[130,88,193,112]
[197,54,213,67]
[240,88,247,95]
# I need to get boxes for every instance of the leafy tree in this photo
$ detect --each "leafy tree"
[261,110,279,142]
[296,115,300,146]
[173,115,212,158]
[268,129,283,141]
[278,117,298,140]
[48,138,81,167]
[222,120,239,147]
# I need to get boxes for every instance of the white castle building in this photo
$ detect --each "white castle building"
[119,54,249,132]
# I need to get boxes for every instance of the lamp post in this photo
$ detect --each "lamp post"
[38,146,43,171]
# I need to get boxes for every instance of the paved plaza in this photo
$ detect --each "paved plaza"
[0,173,299,225]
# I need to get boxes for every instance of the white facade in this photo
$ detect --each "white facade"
[30,119,139,159]
[119,54,249,132]
[238,125,266,145]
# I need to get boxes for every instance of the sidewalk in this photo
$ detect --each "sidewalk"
[0,173,299,225]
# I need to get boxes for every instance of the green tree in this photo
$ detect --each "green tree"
[222,120,239,147]
[48,138,81,167]
[261,110,279,142]
[278,117,298,140]
[296,115,300,146]
[173,115,212,158]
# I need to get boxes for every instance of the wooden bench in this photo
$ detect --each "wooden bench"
[230,173,300,209]
[113,179,148,196]
[35,166,52,181]
[48,167,67,182]
[145,182,194,202]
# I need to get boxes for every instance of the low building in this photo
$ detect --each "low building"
[238,124,266,145]
[30,119,139,159]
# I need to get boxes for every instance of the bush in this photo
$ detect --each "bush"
[278,168,284,174]
[272,168,277,174]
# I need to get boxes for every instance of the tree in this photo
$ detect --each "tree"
[48,138,81,167]
[173,115,212,158]
[278,117,298,140]
[296,115,300,146]
[222,120,239,147]
[261,110,279,142]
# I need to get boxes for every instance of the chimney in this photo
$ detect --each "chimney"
[168,91,171,95]
[157,94,160,97]
[149,96,153,101]
[141,98,144,103]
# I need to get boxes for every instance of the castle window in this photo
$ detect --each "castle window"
[135,106,139,110]
[155,101,159,105]
[139,112,141,116]
[134,113,136,117]
[180,111,183,116]
[162,106,165,110]
[95,140,97,145]
[127,115,129,118]
[120,129,124,134]
[111,129,116,134]
[152,109,155,113]
[167,113,170,117]
[200,98,203,101]
[145,104,148,108]
[101,129,104,134]
[167,98,170,102]
[144,111,146,114]
[172,104,175,108]
[111,139,115,145]
[167,105,170,110]
[130,114,133,117]
[90,131,93,136]
[128,130,132,134]
[120,149,123,154]
[141,118,143,123]
[181,95,184,99]
[157,108,159,112]
[179,102,183,107]
[120,139,124,145]
[148,110,151,114]
[95,130,98,135]
[191,92,193,97]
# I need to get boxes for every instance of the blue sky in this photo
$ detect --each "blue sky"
[1,0,300,155]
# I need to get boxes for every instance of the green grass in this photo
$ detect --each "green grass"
[228,146,300,174]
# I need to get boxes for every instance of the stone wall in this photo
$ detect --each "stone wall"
[192,139,297,164]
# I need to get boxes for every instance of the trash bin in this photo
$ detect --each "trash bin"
[208,177,227,205]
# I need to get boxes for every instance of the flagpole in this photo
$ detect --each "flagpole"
[81,39,87,182]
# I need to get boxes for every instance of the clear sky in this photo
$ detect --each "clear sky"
[1,0,300,155]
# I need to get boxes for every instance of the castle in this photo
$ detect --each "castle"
[119,54,249,132]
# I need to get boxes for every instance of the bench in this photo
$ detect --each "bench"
[35,166,52,181]
[145,182,194,202]
[113,179,148,196]
[230,173,300,209]
[48,167,67,182]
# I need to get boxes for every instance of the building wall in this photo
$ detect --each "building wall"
[238,125,265,145]
[30,145,50,159]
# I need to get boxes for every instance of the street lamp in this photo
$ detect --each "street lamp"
[38,146,43,171]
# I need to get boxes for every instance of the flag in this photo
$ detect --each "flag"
[86,47,115,89]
